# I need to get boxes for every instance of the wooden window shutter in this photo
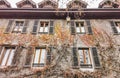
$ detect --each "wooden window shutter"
[72,47,79,68]
[22,20,29,33]
[91,47,101,68]
[0,46,2,54]
[12,46,23,66]
[86,20,93,35]
[32,20,38,34]
[24,47,33,67]
[47,46,52,65]
[70,21,76,35]
[49,21,54,35]
[110,21,118,35]
[5,20,14,33]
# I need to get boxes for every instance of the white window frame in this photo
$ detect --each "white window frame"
[13,21,24,33]
[38,21,49,34]
[32,47,47,68]
[78,48,92,68]
[0,46,16,67]
[115,22,120,33]
[75,21,86,34]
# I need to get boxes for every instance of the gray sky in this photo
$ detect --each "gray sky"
[8,0,103,8]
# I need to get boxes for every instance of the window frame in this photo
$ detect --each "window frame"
[12,21,25,33]
[32,47,47,68]
[75,21,86,34]
[115,22,120,33]
[38,20,50,34]
[77,47,92,68]
[0,46,16,67]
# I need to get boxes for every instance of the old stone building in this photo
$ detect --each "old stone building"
[0,0,120,78]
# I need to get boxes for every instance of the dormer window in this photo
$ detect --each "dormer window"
[0,0,11,8]
[38,0,58,9]
[16,0,36,8]
[67,0,87,9]
[99,0,119,8]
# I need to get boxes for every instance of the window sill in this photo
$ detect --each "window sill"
[80,64,92,68]
[76,32,86,34]
[32,63,45,67]
[38,32,48,34]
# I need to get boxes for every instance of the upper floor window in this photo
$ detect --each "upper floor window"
[32,47,46,67]
[5,20,29,34]
[110,21,120,35]
[0,46,15,66]
[32,20,54,34]
[38,21,49,34]
[115,22,120,33]
[76,22,85,34]
[70,20,93,35]
[13,21,24,33]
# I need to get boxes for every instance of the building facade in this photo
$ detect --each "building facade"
[0,0,120,78]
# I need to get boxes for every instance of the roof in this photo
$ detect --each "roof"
[0,0,11,8]
[38,0,58,8]
[67,0,88,8]
[16,0,36,8]
[99,0,119,8]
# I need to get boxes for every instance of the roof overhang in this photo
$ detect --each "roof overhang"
[0,8,120,19]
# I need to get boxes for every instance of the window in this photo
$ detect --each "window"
[32,47,46,67]
[75,22,85,34]
[115,22,120,33]
[13,21,24,33]
[0,47,15,66]
[78,48,92,67]
[78,48,92,68]
[38,21,49,33]
[72,47,101,70]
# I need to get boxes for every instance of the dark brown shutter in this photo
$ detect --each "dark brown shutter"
[32,20,38,34]
[91,47,101,68]
[24,47,33,67]
[72,47,79,68]
[110,21,118,35]
[47,46,52,65]
[5,20,14,33]
[0,46,2,55]
[49,21,54,35]
[22,20,29,33]
[86,20,93,35]
[12,46,23,66]
[71,21,76,35]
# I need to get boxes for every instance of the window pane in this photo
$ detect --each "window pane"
[14,27,19,31]
[39,27,44,32]
[19,26,23,32]
[34,49,40,64]
[84,50,90,64]
[78,50,84,64]
[81,26,85,33]
[116,26,120,32]
[1,49,10,66]
[40,49,46,64]
[76,27,80,33]
[0,47,4,58]
[7,49,15,65]
[44,27,48,32]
